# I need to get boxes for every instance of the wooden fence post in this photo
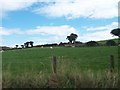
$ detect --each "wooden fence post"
[110,55,115,72]
[52,56,57,74]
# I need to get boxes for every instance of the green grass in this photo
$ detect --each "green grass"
[2,46,118,73]
[2,46,119,88]
[97,38,119,44]
[2,70,119,88]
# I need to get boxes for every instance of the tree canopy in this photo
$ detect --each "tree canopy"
[111,28,120,37]
[106,40,116,46]
[66,33,78,43]
[86,41,99,47]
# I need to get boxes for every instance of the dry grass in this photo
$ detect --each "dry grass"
[2,69,119,88]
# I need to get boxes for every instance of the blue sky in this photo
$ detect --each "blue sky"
[0,0,119,47]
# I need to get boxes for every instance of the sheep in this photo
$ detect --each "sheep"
[50,46,53,49]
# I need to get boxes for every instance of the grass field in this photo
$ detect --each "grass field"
[2,46,119,88]
[97,38,119,45]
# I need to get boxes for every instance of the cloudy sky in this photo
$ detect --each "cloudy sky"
[0,0,119,47]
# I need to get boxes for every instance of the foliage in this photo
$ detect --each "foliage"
[86,41,99,47]
[29,41,34,47]
[97,38,118,45]
[66,33,78,43]
[21,45,24,48]
[106,40,116,46]
[24,41,34,48]
[15,45,18,48]
[111,28,120,37]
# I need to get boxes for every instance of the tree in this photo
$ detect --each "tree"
[111,28,120,38]
[106,40,116,46]
[86,41,99,47]
[66,36,72,43]
[24,43,27,48]
[21,45,24,48]
[15,45,18,48]
[29,41,34,47]
[24,42,29,48]
[66,33,78,43]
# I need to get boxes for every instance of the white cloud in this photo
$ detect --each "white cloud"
[0,0,39,18]
[0,27,23,36]
[0,25,79,37]
[27,25,79,36]
[80,22,118,42]
[0,37,3,46]
[26,25,80,43]
[0,25,80,45]
[34,0,119,19]
[85,22,118,31]
[80,30,114,42]
[0,0,68,18]
[1,0,119,19]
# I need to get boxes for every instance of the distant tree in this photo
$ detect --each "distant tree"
[24,43,27,48]
[66,36,72,43]
[111,28,120,38]
[86,41,99,47]
[21,45,24,48]
[15,45,18,48]
[59,42,64,46]
[24,42,29,48]
[74,41,83,44]
[29,41,34,47]
[24,43,26,48]
[66,33,78,43]
[106,40,116,46]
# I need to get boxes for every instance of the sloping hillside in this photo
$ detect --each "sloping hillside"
[97,38,119,44]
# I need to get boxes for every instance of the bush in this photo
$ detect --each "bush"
[86,41,99,47]
[106,40,116,46]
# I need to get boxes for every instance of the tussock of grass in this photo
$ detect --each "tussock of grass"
[2,70,118,88]
[3,71,48,88]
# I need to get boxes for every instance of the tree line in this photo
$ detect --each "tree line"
[13,28,120,49]
[15,41,34,48]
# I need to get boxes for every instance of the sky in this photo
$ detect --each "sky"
[0,0,119,47]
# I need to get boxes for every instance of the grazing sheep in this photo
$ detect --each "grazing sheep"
[50,47,53,49]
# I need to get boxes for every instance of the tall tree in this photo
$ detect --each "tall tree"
[66,33,78,43]
[111,28,120,38]
[70,33,78,43]
[29,41,34,47]
[111,28,120,46]
[21,45,24,48]
[24,43,26,48]
[66,36,73,43]
[15,45,18,48]
[24,42,29,48]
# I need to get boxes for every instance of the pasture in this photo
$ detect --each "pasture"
[2,46,119,88]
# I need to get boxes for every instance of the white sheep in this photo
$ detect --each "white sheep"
[50,46,53,49]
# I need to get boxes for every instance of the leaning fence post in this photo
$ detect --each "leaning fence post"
[110,55,115,72]
[52,56,57,74]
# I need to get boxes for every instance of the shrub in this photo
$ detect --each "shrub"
[106,40,116,46]
[86,41,99,47]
